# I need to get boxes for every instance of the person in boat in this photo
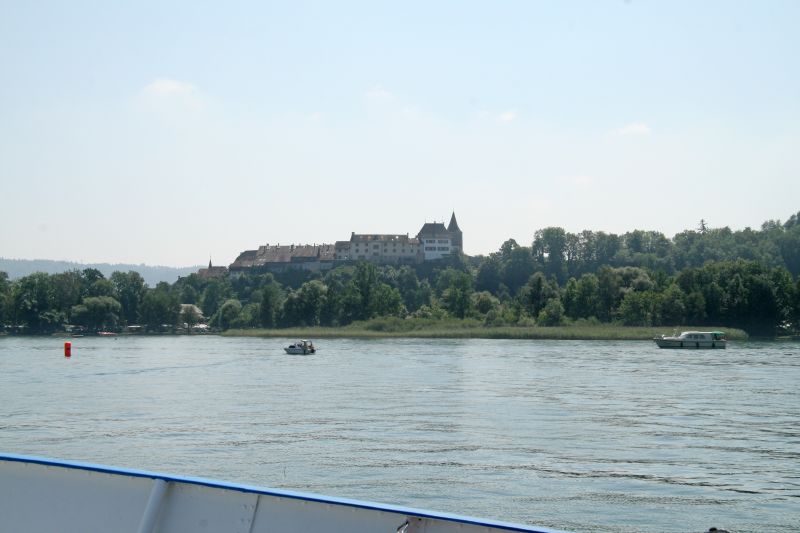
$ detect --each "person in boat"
[308,341,315,354]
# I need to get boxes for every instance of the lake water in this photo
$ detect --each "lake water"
[1,335,798,532]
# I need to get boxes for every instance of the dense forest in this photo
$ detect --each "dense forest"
[2,215,799,337]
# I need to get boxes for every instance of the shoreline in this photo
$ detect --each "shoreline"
[0,324,758,341]
[224,324,751,341]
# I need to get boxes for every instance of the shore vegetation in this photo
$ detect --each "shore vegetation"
[1,213,798,338]
[227,318,749,341]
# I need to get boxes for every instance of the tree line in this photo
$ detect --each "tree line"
[2,215,799,336]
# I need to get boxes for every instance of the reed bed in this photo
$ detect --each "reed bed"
[226,319,748,341]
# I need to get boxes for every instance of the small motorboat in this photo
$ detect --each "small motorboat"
[654,331,726,349]
[284,340,316,355]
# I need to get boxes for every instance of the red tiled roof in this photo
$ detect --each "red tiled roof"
[230,244,335,269]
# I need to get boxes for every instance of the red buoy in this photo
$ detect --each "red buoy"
[64,341,71,358]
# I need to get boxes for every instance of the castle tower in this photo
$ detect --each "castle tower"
[447,212,463,252]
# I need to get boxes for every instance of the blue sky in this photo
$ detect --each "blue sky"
[1,1,798,267]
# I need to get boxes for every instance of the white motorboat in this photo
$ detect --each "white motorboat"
[0,454,566,533]
[654,331,727,349]
[285,340,316,355]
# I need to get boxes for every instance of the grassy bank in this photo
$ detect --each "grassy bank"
[226,318,749,341]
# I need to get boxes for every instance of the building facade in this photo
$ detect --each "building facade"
[229,213,463,275]
[197,260,228,279]
[229,243,336,277]
[416,212,463,261]
[335,233,421,264]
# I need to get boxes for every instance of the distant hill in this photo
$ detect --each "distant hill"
[0,258,202,287]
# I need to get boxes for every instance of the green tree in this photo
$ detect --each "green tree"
[474,291,500,315]
[111,271,146,325]
[201,279,231,317]
[181,304,201,333]
[337,262,381,322]
[280,290,303,326]
[564,274,602,320]
[337,283,363,325]
[594,232,621,267]
[682,290,707,324]
[353,262,378,312]
[10,272,59,332]
[441,271,474,318]
[259,283,282,328]
[475,256,502,293]
[562,278,580,318]
[319,277,345,326]
[659,284,686,325]
[498,238,519,261]
[139,284,180,331]
[71,296,122,331]
[173,273,204,304]
[372,283,405,317]
[537,298,565,326]
[673,260,790,334]
[51,271,84,318]
[411,279,433,312]
[533,227,568,283]
[280,281,328,327]
[395,266,426,312]
[616,267,654,292]
[0,272,8,326]
[778,217,800,276]
[770,267,796,331]
[500,244,535,295]
[230,302,260,329]
[180,285,199,305]
[517,272,558,318]
[213,299,243,330]
[87,278,115,298]
[80,268,105,292]
[596,266,621,321]
[793,278,800,333]
[296,280,328,326]
[618,291,657,326]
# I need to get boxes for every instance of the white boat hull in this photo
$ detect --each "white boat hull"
[285,340,316,355]
[654,331,728,349]
[654,338,726,349]
[0,454,565,533]
[284,347,314,355]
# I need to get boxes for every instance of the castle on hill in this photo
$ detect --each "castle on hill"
[228,212,463,276]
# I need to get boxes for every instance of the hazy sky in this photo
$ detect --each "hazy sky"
[1,1,798,267]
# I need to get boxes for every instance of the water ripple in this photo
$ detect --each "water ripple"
[1,335,798,532]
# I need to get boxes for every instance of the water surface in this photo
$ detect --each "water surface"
[1,336,798,532]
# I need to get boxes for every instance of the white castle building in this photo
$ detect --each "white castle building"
[229,213,463,275]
